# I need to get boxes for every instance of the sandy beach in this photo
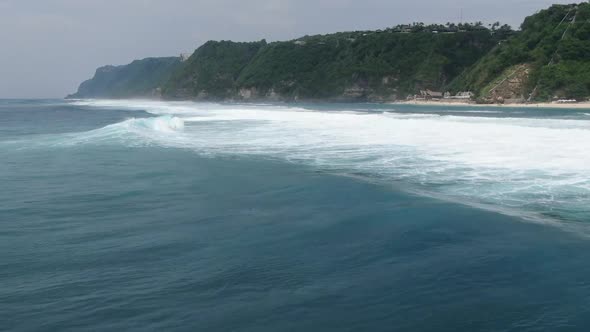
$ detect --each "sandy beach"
[395,100,590,109]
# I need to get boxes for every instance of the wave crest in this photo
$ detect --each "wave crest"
[125,116,185,132]
[34,116,187,147]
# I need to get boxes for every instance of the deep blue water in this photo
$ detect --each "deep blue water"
[2,99,590,331]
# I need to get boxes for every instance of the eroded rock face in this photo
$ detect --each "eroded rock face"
[266,89,280,101]
[381,76,398,85]
[239,88,255,99]
[342,85,368,99]
[368,92,398,103]
[486,64,531,103]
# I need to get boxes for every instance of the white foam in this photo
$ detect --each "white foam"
[67,99,590,224]
[132,115,185,132]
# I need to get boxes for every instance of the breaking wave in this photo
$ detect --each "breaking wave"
[65,99,590,225]
[127,115,185,132]
[2,115,187,148]
[72,115,185,145]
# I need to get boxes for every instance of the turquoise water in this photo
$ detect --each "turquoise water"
[2,99,590,331]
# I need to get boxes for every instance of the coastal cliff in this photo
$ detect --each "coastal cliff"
[68,2,590,103]
[68,25,503,102]
[161,26,503,102]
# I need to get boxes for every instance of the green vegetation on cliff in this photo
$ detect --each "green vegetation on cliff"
[162,24,505,101]
[67,57,181,99]
[163,41,265,99]
[451,2,590,101]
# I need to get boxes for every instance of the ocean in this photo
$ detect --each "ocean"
[2,99,590,331]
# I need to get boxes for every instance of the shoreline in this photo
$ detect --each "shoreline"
[395,100,590,109]
[65,97,590,110]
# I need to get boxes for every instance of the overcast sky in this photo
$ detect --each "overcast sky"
[0,0,578,98]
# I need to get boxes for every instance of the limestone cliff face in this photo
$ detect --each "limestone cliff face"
[165,74,400,103]
[229,80,397,103]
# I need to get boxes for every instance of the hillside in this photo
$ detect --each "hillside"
[162,24,506,102]
[451,2,590,102]
[67,57,182,99]
[162,41,265,100]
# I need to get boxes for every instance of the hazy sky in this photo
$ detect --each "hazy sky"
[0,0,577,98]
